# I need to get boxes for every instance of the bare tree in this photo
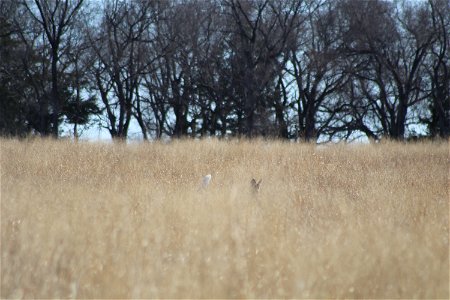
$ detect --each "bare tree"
[0,1,28,136]
[2,0,448,141]
[336,0,436,140]
[222,0,305,137]
[88,0,155,140]
[284,0,349,142]
[423,0,450,138]
[24,0,84,137]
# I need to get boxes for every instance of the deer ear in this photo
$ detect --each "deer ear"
[257,179,262,185]
[251,178,256,185]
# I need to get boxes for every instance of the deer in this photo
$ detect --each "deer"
[250,178,262,194]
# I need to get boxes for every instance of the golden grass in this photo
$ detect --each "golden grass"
[1,138,448,298]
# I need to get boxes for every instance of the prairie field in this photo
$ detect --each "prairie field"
[0,138,448,298]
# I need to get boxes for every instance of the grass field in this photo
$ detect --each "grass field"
[1,138,448,298]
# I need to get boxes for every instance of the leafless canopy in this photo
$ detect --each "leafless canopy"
[1,0,448,140]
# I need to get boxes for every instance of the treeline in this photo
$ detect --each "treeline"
[0,0,448,141]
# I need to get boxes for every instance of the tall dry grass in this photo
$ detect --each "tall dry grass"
[1,138,448,298]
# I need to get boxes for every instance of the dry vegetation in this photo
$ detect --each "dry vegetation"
[1,138,448,298]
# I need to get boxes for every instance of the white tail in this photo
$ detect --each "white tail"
[199,174,212,190]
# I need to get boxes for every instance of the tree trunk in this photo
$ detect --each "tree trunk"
[303,93,316,142]
[51,47,59,138]
[174,102,187,138]
[392,97,407,140]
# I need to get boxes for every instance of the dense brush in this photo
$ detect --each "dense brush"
[1,138,448,298]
